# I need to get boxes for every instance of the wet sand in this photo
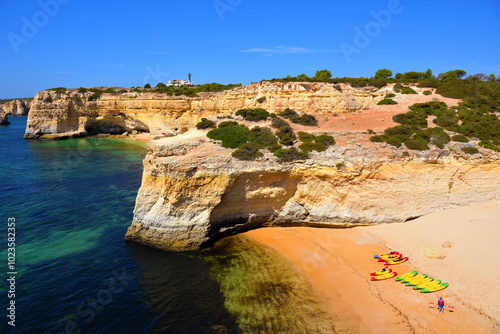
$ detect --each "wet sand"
[245,200,500,333]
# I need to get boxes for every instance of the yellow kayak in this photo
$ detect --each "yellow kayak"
[395,270,418,282]
[401,274,428,285]
[414,279,441,290]
[421,282,449,293]
[407,276,433,287]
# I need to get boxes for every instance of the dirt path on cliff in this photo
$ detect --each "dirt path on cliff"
[245,199,500,333]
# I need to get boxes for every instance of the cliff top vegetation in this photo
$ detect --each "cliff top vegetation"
[0,97,33,104]
[198,108,335,162]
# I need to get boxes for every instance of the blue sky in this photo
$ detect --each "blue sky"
[1,0,499,99]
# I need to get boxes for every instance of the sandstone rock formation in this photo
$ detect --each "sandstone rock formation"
[125,136,500,251]
[24,82,386,139]
[1,100,31,116]
[0,112,10,125]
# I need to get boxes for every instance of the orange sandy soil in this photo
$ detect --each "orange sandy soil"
[245,200,500,333]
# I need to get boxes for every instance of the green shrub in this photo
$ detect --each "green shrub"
[267,142,282,153]
[404,138,430,151]
[452,134,469,143]
[402,151,409,156]
[299,142,325,153]
[423,90,432,95]
[433,110,460,131]
[144,83,151,88]
[427,127,450,149]
[384,125,416,139]
[478,140,500,152]
[196,118,216,130]
[409,101,448,116]
[296,114,319,126]
[315,134,336,147]
[257,96,266,103]
[48,87,66,93]
[367,129,376,134]
[401,87,418,94]
[370,135,387,142]
[249,126,279,150]
[207,123,251,148]
[378,98,397,105]
[232,143,264,160]
[392,111,428,128]
[78,87,88,93]
[270,117,290,130]
[276,127,297,146]
[385,93,396,98]
[218,121,239,128]
[461,147,479,154]
[278,109,318,126]
[236,108,270,121]
[104,88,116,94]
[393,83,404,92]
[274,147,308,162]
[88,88,104,101]
[279,108,299,120]
[297,131,316,142]
[386,137,402,147]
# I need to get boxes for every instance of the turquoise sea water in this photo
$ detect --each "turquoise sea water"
[0,117,338,334]
[0,117,238,333]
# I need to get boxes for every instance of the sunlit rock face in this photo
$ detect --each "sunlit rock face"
[1,100,31,116]
[125,136,500,251]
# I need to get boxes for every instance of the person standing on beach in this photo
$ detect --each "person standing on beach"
[438,297,445,313]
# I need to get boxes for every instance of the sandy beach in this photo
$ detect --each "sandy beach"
[245,199,500,333]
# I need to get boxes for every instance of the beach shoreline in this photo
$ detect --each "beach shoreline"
[245,200,500,333]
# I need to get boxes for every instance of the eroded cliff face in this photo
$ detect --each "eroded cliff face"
[24,82,385,139]
[0,112,10,125]
[125,136,500,251]
[1,100,31,116]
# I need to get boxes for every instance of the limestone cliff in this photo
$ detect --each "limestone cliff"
[1,100,31,116]
[125,135,500,251]
[24,82,385,139]
[0,112,10,125]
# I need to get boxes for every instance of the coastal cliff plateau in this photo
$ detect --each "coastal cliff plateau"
[24,82,385,139]
[1,99,31,116]
[125,134,500,251]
